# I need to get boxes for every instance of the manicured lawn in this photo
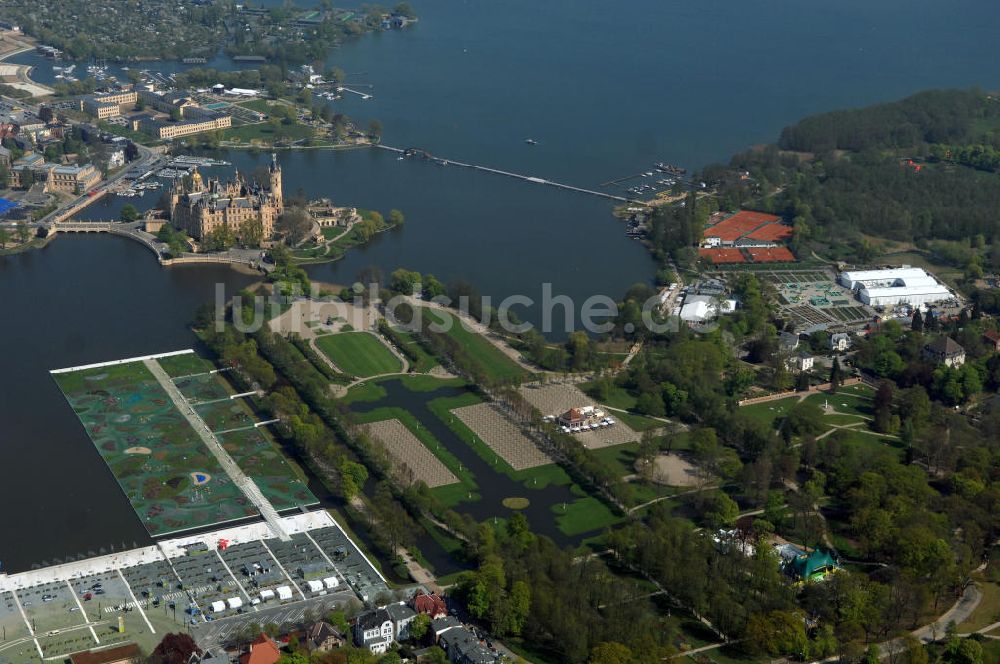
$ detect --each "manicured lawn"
[553,496,621,537]
[423,309,528,383]
[390,327,440,373]
[739,395,802,429]
[315,332,402,377]
[803,391,872,418]
[579,382,638,411]
[221,121,315,143]
[612,409,666,432]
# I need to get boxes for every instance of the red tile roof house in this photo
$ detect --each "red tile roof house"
[983,330,1000,352]
[412,591,448,619]
[239,634,281,664]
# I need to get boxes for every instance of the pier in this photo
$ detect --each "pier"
[377,145,644,204]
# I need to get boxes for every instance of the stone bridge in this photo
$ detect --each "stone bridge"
[48,221,273,273]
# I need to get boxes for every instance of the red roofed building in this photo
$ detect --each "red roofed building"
[412,592,448,619]
[239,634,281,664]
[983,330,1000,352]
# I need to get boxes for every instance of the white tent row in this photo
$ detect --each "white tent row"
[260,589,275,601]
[277,585,294,600]
[323,576,339,589]
[307,579,324,593]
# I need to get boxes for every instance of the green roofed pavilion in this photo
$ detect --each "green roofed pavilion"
[790,549,839,581]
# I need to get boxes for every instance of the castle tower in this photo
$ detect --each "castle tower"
[189,168,204,193]
[269,153,283,213]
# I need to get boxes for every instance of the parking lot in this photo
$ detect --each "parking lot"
[0,512,388,663]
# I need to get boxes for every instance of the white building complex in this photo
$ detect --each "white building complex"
[838,267,952,308]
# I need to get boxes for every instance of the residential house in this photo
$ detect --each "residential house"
[785,349,814,373]
[923,336,966,367]
[412,592,448,619]
[385,602,417,642]
[0,145,10,166]
[983,330,1000,353]
[430,616,463,643]
[438,628,499,664]
[353,608,394,654]
[829,333,851,352]
[238,635,281,664]
[778,331,800,353]
[304,622,346,653]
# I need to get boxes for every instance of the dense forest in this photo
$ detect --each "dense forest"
[640,90,1000,269]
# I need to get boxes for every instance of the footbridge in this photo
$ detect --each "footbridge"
[46,221,274,273]
[380,144,643,204]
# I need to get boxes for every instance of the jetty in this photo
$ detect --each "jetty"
[377,144,644,204]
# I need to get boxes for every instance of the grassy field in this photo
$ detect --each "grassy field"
[579,381,638,411]
[423,308,529,383]
[221,120,315,143]
[957,576,1000,633]
[553,496,621,537]
[389,327,440,373]
[315,332,402,377]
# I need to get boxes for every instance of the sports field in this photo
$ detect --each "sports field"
[51,351,316,536]
[314,331,402,377]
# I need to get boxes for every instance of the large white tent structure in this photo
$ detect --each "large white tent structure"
[839,267,951,307]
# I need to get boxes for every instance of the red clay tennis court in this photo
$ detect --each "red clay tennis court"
[746,247,797,262]
[746,223,793,242]
[703,210,782,242]
[699,248,747,263]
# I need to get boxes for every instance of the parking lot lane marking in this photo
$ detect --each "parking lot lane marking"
[117,569,155,634]
[65,581,100,644]
[213,550,258,611]
[11,591,44,659]
[258,539,307,601]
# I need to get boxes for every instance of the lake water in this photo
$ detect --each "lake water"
[3,0,1000,571]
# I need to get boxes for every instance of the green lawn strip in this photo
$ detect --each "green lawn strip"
[826,427,904,457]
[803,391,872,417]
[612,409,667,432]
[426,392,572,491]
[417,516,466,559]
[579,382,638,410]
[822,413,870,427]
[956,574,1000,633]
[397,374,467,391]
[314,331,402,377]
[389,327,440,373]
[423,308,528,383]
[353,405,478,497]
[342,381,389,405]
[221,121,315,143]
[552,496,621,537]
[738,395,803,428]
[340,374,467,406]
[155,352,214,377]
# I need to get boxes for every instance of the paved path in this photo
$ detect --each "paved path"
[143,359,290,541]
